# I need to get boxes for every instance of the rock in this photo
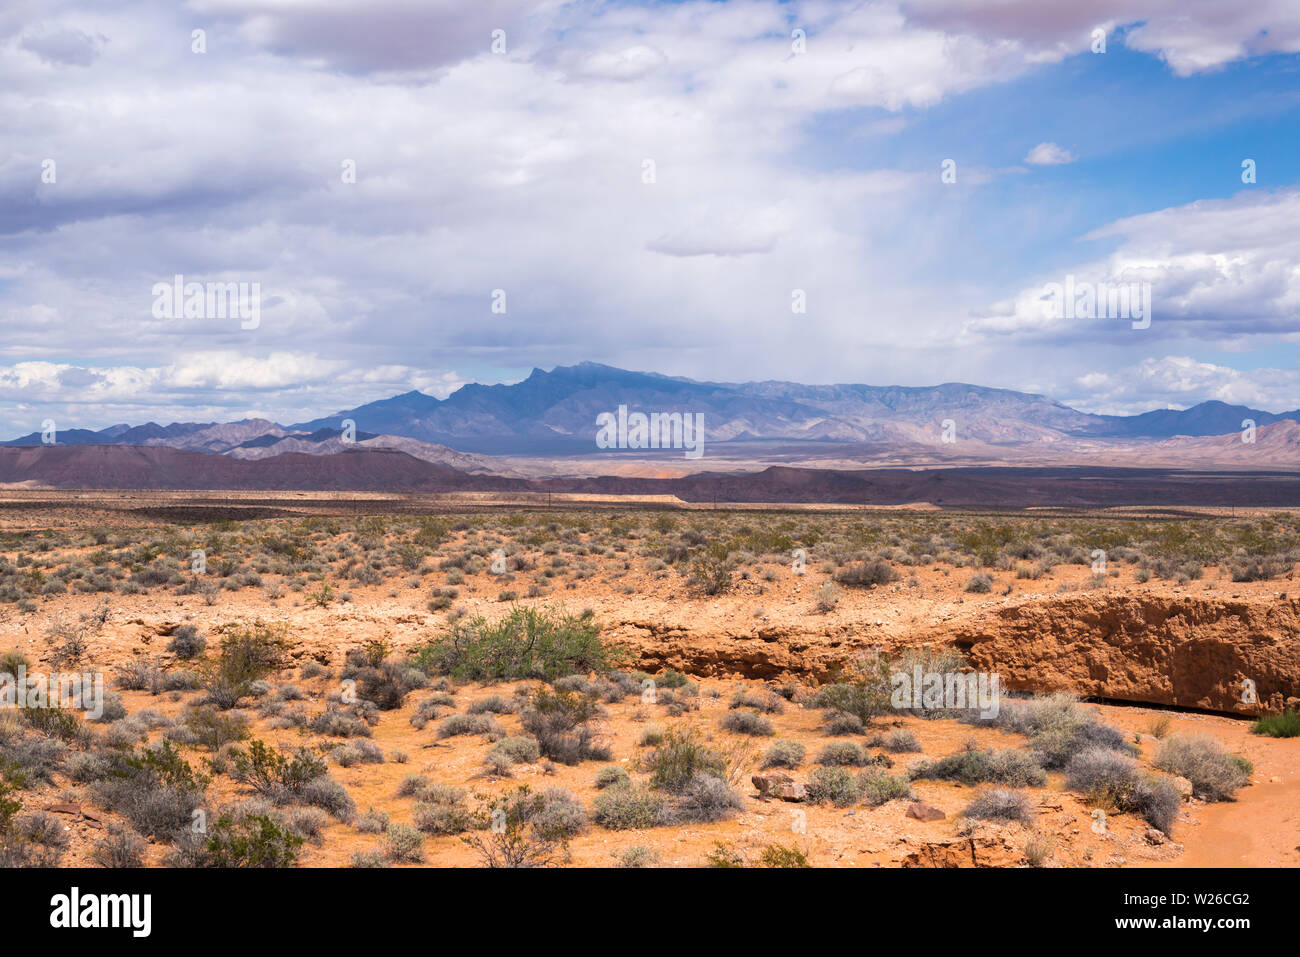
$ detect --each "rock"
[44,802,80,816]
[1144,827,1168,845]
[752,772,806,802]
[906,801,946,822]
[1170,776,1194,799]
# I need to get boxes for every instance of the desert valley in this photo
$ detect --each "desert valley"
[0,491,1295,869]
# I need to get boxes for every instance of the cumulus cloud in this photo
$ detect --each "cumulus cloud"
[964,188,1300,343]
[898,0,1300,75]
[1070,356,1300,415]
[1024,142,1075,165]
[0,0,1296,435]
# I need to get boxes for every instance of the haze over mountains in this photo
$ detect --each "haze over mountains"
[5,363,1297,464]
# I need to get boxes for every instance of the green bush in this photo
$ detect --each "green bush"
[410,607,616,682]
[200,623,286,709]
[806,766,860,807]
[644,730,725,794]
[1252,709,1300,738]
[201,813,303,868]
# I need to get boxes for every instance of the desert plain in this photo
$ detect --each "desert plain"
[0,492,1296,868]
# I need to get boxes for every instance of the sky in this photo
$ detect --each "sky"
[2,0,1299,435]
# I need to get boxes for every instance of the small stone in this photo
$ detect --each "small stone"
[45,802,80,815]
[1144,827,1167,845]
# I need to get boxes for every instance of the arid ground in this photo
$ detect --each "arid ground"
[0,493,1296,868]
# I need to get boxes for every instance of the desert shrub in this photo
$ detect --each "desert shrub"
[330,740,384,767]
[761,740,805,769]
[437,712,504,739]
[65,751,112,784]
[354,807,390,834]
[166,625,206,659]
[92,823,147,867]
[19,701,81,743]
[1253,710,1300,738]
[283,806,330,843]
[615,845,659,868]
[809,653,893,726]
[521,787,587,838]
[964,573,993,593]
[200,623,286,710]
[229,740,327,801]
[835,558,897,588]
[759,844,811,868]
[467,694,514,715]
[1024,832,1055,867]
[1231,560,1280,582]
[299,776,356,821]
[162,670,202,692]
[911,745,1046,787]
[355,660,427,710]
[519,688,609,764]
[719,710,774,737]
[989,694,1134,769]
[595,765,631,789]
[592,783,667,830]
[963,787,1032,823]
[384,824,426,863]
[806,766,860,807]
[881,729,921,753]
[813,581,841,613]
[857,768,912,806]
[1153,736,1252,802]
[309,709,372,738]
[1065,747,1182,834]
[491,736,542,767]
[816,741,868,766]
[350,849,389,868]
[673,773,743,822]
[115,657,163,692]
[410,606,615,682]
[689,543,734,596]
[185,706,250,750]
[823,713,866,736]
[729,689,784,714]
[411,803,471,837]
[396,773,429,797]
[644,730,726,794]
[92,741,208,839]
[705,842,747,868]
[462,786,571,868]
[1066,747,1140,807]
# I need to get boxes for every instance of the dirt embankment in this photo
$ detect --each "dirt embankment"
[609,594,1300,716]
[942,594,1300,715]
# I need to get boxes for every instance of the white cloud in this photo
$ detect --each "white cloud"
[964,188,1300,343]
[1068,356,1300,415]
[1024,141,1075,165]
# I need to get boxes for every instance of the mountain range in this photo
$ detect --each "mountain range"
[5,362,1296,463]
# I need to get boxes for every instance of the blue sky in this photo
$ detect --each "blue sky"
[1,0,1299,435]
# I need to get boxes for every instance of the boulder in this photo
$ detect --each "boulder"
[752,772,806,802]
[906,801,946,822]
